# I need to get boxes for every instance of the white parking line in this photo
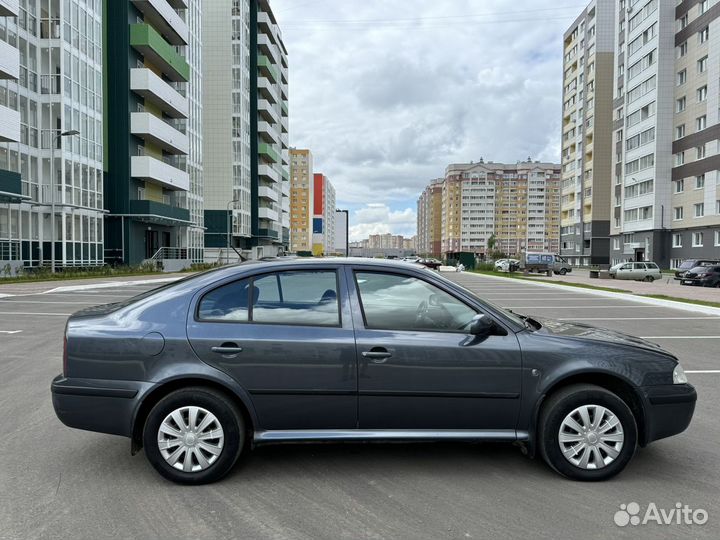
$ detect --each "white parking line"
[0,300,101,305]
[0,330,22,334]
[639,336,720,339]
[686,370,720,374]
[558,317,720,321]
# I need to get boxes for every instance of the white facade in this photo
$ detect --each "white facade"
[1,0,105,268]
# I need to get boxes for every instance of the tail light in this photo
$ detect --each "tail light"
[62,324,68,377]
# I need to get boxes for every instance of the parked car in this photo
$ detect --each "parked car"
[522,253,572,275]
[680,265,720,287]
[674,259,720,280]
[609,261,662,282]
[495,259,520,272]
[52,259,695,484]
[418,258,442,270]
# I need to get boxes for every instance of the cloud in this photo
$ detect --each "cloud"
[272,0,578,235]
[349,204,417,241]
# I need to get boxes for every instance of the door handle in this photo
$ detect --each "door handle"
[211,343,243,355]
[362,348,392,363]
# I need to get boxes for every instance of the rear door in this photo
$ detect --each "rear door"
[187,267,358,430]
[347,267,522,431]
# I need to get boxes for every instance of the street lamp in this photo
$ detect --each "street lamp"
[50,129,79,273]
[226,199,240,265]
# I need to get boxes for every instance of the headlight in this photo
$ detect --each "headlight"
[673,364,688,384]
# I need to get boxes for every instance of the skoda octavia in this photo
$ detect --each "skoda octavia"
[51,259,696,484]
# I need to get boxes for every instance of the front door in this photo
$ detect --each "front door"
[187,268,358,430]
[145,230,159,259]
[347,268,522,430]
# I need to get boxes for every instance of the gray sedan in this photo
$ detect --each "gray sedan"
[51,259,695,484]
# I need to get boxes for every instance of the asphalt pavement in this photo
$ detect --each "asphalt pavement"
[0,272,718,540]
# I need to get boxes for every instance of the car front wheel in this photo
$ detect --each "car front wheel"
[539,384,637,481]
[143,387,245,484]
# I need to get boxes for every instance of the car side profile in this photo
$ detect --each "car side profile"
[609,261,662,282]
[680,265,720,287]
[51,259,696,484]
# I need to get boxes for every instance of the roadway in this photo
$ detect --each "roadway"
[0,272,717,539]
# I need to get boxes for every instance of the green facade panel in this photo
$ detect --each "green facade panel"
[258,142,280,163]
[0,169,22,195]
[130,23,190,81]
[129,199,190,222]
[257,54,279,84]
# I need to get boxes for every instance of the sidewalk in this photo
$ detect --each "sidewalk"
[521,269,720,303]
[0,273,186,296]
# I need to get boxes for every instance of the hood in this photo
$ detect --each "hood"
[533,317,670,355]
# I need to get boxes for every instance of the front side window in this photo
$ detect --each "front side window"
[198,271,341,326]
[355,272,477,332]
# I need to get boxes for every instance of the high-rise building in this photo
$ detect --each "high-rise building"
[1,0,105,270]
[311,172,335,255]
[435,160,561,258]
[416,178,443,257]
[334,208,348,256]
[668,0,720,265]
[609,0,675,267]
[202,0,289,260]
[104,0,199,267]
[560,0,615,267]
[289,147,313,253]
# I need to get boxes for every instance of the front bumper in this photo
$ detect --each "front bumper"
[639,383,697,445]
[51,375,150,438]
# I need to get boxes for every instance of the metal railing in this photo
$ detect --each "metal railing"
[147,247,189,261]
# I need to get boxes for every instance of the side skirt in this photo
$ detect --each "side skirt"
[254,429,530,445]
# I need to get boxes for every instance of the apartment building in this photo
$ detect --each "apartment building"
[104,0,199,267]
[202,0,289,260]
[561,0,615,267]
[609,0,676,267]
[416,178,443,257]
[1,0,105,271]
[311,172,335,256]
[289,147,313,253]
[334,208,348,256]
[434,160,561,258]
[669,0,720,264]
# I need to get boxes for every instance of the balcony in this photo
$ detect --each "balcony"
[258,121,279,145]
[258,185,279,203]
[166,0,187,7]
[258,206,279,222]
[131,155,189,191]
[131,112,189,155]
[258,34,280,66]
[131,0,189,45]
[258,164,280,183]
[257,227,279,240]
[0,40,19,80]
[128,199,191,225]
[258,99,280,125]
[257,55,279,84]
[257,77,279,104]
[131,68,188,118]
[281,102,288,117]
[257,12,280,46]
[130,24,189,82]
[258,143,280,164]
[0,0,19,17]
[0,169,26,203]
[0,104,20,143]
[281,181,290,197]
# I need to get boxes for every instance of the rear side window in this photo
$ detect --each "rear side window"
[197,271,340,327]
[633,263,646,270]
[646,263,659,270]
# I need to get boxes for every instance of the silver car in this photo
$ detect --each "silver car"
[610,262,662,282]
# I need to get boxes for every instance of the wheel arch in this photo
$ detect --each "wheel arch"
[527,371,647,458]
[131,376,256,455]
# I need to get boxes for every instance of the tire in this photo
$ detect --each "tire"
[643,276,654,282]
[143,387,245,484]
[558,269,568,276]
[539,384,638,481]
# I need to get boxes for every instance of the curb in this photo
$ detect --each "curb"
[464,272,720,317]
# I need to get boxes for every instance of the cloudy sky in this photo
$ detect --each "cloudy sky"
[270,1,586,241]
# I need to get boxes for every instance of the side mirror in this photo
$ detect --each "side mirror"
[469,314,496,336]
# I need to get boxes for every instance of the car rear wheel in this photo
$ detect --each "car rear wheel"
[558,269,567,276]
[539,384,637,481]
[143,387,245,484]
[643,276,654,282]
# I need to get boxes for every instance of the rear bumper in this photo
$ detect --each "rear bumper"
[639,384,697,445]
[51,375,149,438]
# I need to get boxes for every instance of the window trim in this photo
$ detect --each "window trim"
[352,269,484,335]
[195,269,344,328]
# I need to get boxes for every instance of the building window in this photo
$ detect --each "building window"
[697,86,708,102]
[674,206,684,221]
[679,15,689,30]
[693,232,704,247]
[697,115,707,131]
[696,174,705,189]
[613,237,620,250]
[677,41,688,58]
[676,125,685,139]
[699,27,710,44]
[676,96,686,112]
[695,203,705,218]
[716,230,720,246]
[677,69,687,86]
[675,179,684,193]
[698,55,708,73]
[675,152,685,166]
[701,0,710,14]
[673,234,683,248]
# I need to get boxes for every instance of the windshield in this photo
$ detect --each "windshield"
[679,261,697,270]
